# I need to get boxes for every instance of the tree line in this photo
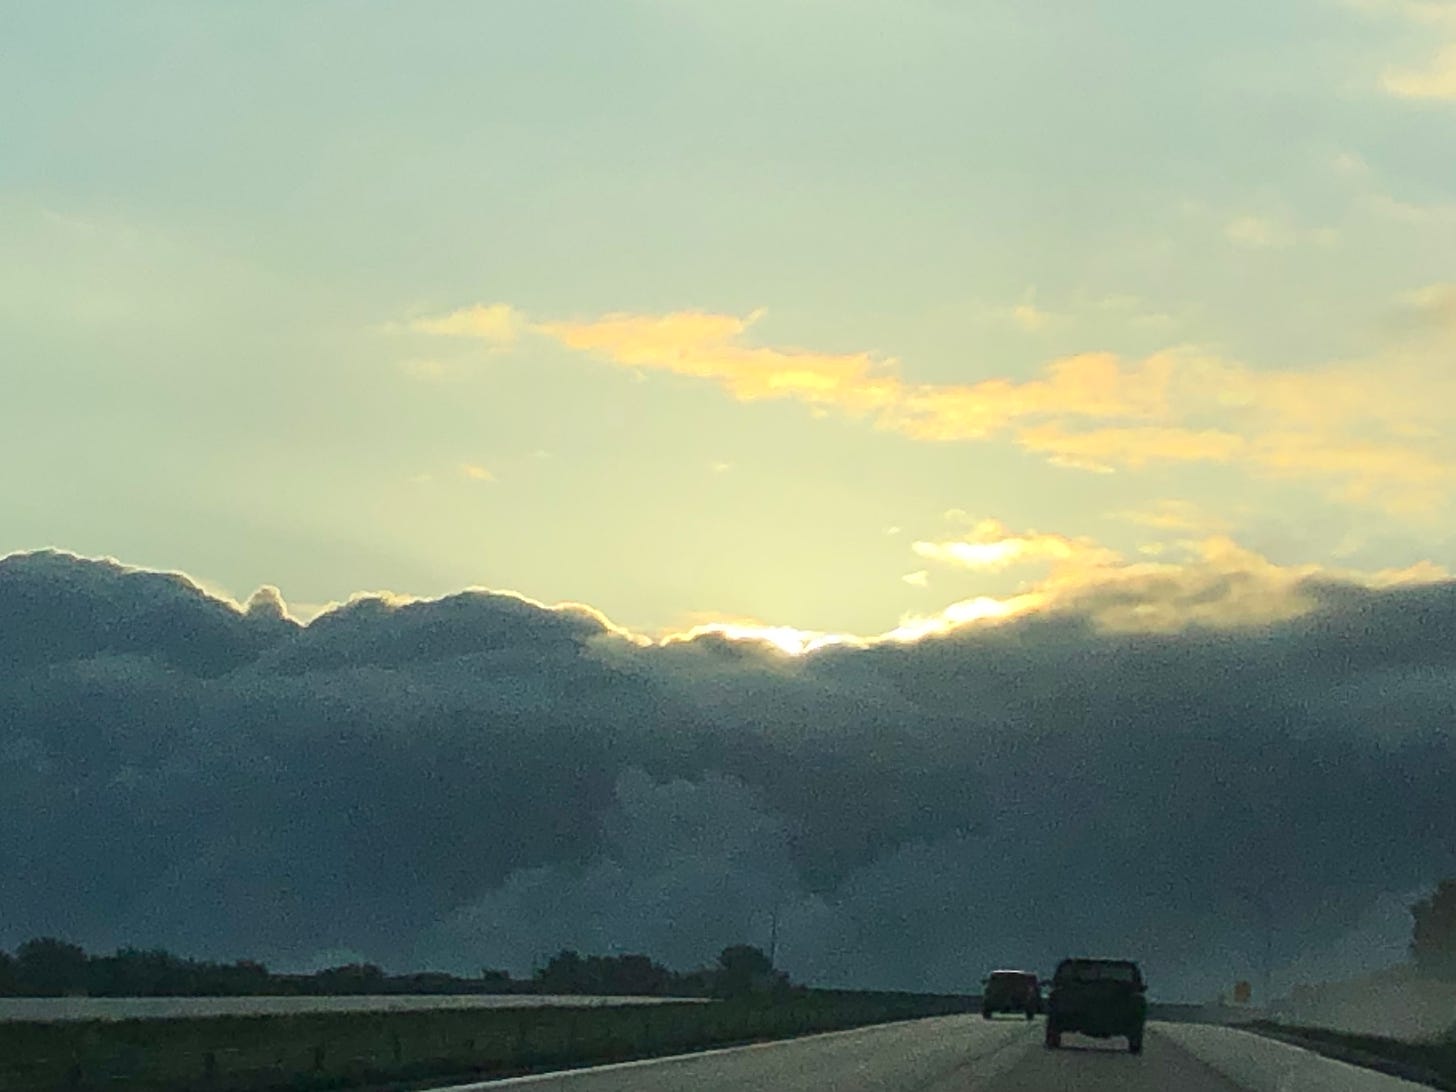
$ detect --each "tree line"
[10,877,1444,1000]
[0,938,790,1000]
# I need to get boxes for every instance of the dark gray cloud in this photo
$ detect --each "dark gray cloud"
[1,549,1453,1000]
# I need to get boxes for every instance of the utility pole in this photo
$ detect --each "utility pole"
[768,903,780,968]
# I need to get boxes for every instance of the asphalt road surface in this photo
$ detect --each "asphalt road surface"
[444,1015,1259,1091]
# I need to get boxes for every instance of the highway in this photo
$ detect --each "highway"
[437,1014,1431,1091]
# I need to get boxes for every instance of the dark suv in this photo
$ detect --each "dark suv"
[1043,957,1147,1053]
[981,969,1040,1019]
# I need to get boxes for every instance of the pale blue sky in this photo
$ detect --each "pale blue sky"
[4,0,1455,635]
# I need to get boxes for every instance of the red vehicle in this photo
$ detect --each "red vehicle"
[981,969,1040,1019]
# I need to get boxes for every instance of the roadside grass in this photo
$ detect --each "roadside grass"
[1249,1020,1456,1091]
[0,991,975,1092]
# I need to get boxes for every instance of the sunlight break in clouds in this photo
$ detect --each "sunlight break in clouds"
[638,528,1358,653]
[642,518,1448,654]
[885,594,1041,642]
[895,514,1450,639]
[897,533,1447,640]
[661,619,864,657]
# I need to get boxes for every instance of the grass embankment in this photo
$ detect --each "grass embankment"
[1249,1020,1456,1091]
[0,991,974,1092]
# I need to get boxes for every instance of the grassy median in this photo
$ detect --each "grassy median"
[1248,1020,1456,1091]
[0,991,975,1092]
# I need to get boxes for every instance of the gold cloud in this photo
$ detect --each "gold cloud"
[1352,0,1456,99]
[410,303,523,342]
[412,302,1456,514]
[883,352,1174,441]
[879,538,1416,643]
[912,518,1117,571]
[534,311,1174,436]
[536,310,900,415]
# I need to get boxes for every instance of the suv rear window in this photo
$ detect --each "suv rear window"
[1057,960,1139,983]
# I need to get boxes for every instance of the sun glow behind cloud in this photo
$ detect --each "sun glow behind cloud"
[911,518,1103,570]
[663,621,864,656]
[617,519,1446,654]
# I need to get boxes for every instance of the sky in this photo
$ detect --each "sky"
[3,1,1456,1000]
[4,0,1456,638]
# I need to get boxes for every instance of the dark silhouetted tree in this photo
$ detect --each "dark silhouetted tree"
[89,947,185,996]
[535,949,586,992]
[1411,878,1456,979]
[312,963,386,994]
[604,954,671,995]
[0,949,17,995]
[533,949,675,995]
[713,944,784,998]
[16,938,89,996]
[479,968,514,991]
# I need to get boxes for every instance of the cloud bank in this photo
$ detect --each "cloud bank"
[2,549,1454,999]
